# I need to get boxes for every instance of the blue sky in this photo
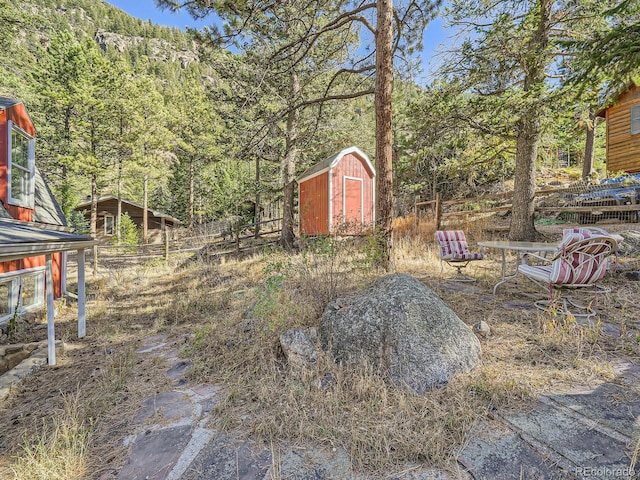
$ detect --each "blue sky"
[104,1,447,82]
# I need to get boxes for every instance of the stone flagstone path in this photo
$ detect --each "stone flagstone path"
[117,335,640,480]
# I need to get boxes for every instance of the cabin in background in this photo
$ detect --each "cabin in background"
[74,195,181,244]
[597,83,640,174]
[297,146,375,236]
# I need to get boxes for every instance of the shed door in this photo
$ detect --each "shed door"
[344,177,363,228]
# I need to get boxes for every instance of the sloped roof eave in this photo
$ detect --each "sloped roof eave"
[75,195,181,224]
[0,240,98,263]
[297,146,375,183]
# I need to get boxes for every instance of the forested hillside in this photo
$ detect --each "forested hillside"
[1,0,637,242]
[0,0,376,236]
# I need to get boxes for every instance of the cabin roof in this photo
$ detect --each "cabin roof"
[297,146,375,182]
[596,82,639,117]
[33,167,67,227]
[0,202,12,219]
[75,195,181,224]
[0,218,97,262]
[0,97,21,110]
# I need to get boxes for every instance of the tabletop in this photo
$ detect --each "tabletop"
[477,240,558,252]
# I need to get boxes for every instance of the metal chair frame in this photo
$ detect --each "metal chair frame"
[435,230,484,283]
[518,234,617,319]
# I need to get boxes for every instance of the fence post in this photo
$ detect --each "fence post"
[164,228,169,263]
[235,221,240,252]
[414,195,419,227]
[435,192,442,230]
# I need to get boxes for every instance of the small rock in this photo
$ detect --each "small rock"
[308,327,318,342]
[238,319,255,332]
[279,328,317,369]
[473,321,491,337]
[625,271,640,281]
[4,345,24,355]
[314,373,335,391]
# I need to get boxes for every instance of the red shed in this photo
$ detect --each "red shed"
[297,146,375,235]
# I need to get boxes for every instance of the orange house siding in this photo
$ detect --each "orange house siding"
[1,101,64,299]
[0,104,36,221]
[0,253,63,298]
[300,172,329,235]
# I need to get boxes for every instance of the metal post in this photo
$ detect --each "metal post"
[77,249,86,338]
[164,227,169,263]
[46,254,55,365]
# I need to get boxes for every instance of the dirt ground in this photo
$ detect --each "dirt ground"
[0,221,639,479]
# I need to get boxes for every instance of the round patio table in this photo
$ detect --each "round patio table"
[477,240,558,294]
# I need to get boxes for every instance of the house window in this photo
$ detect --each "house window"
[7,121,35,208]
[104,214,114,235]
[20,271,44,310]
[0,279,13,319]
[632,105,640,135]
[0,268,45,324]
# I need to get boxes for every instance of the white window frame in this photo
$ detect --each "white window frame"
[0,267,45,324]
[7,120,36,209]
[104,214,115,236]
[631,105,640,135]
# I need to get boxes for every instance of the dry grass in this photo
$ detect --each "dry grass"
[1,221,639,477]
[11,392,91,480]
[179,223,636,472]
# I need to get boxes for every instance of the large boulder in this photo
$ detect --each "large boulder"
[319,274,481,394]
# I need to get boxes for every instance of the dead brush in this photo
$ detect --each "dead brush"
[209,350,492,473]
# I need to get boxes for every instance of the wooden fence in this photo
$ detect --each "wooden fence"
[415,181,640,229]
[95,217,283,266]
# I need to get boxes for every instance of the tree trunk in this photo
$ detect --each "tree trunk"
[143,174,149,244]
[582,112,598,180]
[90,173,98,238]
[375,0,394,269]
[508,0,552,241]
[510,117,540,240]
[116,159,123,242]
[255,156,261,238]
[189,156,195,231]
[281,72,300,250]
[90,173,98,275]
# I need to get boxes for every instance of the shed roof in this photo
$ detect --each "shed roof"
[75,195,181,224]
[0,218,97,262]
[297,146,375,183]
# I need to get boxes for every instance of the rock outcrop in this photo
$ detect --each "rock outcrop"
[319,274,481,394]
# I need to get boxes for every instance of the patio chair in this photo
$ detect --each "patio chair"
[563,226,610,237]
[435,230,484,282]
[563,227,623,270]
[517,232,618,319]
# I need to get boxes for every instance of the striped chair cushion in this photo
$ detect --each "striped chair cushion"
[435,230,484,261]
[548,233,613,285]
